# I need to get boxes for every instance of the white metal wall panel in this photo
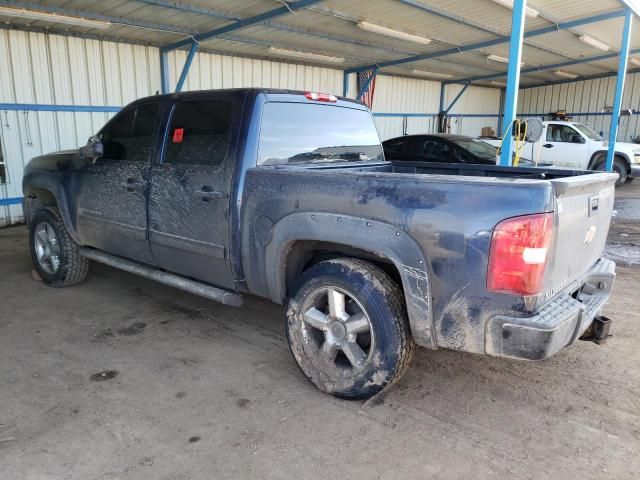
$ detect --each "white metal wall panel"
[1,30,505,226]
[167,49,343,94]
[445,84,501,137]
[369,77,500,140]
[0,30,160,225]
[369,75,441,141]
[518,73,640,142]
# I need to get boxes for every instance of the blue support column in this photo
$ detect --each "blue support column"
[439,83,446,113]
[497,88,505,136]
[175,41,199,93]
[499,0,527,167]
[160,49,170,94]
[606,11,634,171]
[343,71,349,97]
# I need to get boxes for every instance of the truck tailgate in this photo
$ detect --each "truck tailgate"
[544,172,617,297]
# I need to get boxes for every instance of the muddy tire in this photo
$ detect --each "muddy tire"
[285,258,414,400]
[29,207,89,287]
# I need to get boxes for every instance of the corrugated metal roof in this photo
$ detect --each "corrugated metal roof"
[0,0,637,86]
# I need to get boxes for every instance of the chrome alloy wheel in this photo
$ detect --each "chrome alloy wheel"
[34,222,61,275]
[301,287,373,370]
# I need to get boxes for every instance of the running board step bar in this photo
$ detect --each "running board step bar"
[79,248,243,307]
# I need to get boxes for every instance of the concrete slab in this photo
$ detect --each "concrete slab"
[1,224,639,479]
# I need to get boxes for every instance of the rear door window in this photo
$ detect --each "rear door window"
[258,102,383,165]
[164,99,233,167]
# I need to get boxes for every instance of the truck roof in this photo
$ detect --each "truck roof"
[131,88,367,109]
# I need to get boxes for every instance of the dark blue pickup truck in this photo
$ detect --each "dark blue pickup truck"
[22,89,617,399]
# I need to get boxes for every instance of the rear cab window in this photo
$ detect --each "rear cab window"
[257,102,383,166]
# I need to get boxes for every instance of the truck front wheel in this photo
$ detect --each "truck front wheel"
[29,207,89,287]
[285,258,414,400]
[595,155,628,186]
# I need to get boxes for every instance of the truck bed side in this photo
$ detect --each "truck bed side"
[240,164,556,352]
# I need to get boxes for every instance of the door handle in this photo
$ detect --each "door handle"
[194,187,228,201]
[543,143,554,148]
[120,178,145,191]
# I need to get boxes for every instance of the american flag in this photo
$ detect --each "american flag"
[357,69,377,109]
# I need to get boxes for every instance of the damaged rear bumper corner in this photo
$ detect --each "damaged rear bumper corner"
[485,258,616,361]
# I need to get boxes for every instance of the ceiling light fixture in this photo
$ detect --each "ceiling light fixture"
[268,47,345,63]
[491,0,539,18]
[578,35,610,51]
[487,54,509,63]
[554,70,578,79]
[411,69,453,79]
[0,6,111,29]
[629,57,640,67]
[490,81,507,87]
[357,21,431,45]
[487,54,524,66]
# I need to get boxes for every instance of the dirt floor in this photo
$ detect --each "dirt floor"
[1,184,640,479]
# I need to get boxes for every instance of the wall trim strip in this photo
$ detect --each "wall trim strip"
[0,197,22,206]
[0,103,121,113]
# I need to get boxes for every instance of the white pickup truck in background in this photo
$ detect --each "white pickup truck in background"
[483,120,640,186]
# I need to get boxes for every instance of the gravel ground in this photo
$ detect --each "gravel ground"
[1,183,639,479]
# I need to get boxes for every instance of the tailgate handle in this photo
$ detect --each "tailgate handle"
[589,195,599,217]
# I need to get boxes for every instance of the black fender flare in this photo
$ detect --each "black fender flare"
[265,212,436,349]
[22,172,80,243]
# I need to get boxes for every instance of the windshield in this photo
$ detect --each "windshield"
[573,123,603,141]
[258,102,383,165]
[449,137,498,161]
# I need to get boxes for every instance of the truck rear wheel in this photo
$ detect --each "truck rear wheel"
[29,207,89,287]
[285,258,414,400]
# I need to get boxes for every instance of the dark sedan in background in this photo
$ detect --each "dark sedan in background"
[383,133,543,166]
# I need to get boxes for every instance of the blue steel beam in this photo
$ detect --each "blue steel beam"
[448,48,640,85]
[161,0,323,51]
[174,41,199,92]
[345,10,627,74]
[140,0,419,58]
[342,72,349,97]
[499,0,527,167]
[606,11,634,171]
[357,68,379,101]
[621,1,640,16]
[521,66,640,89]
[0,103,121,112]
[444,82,470,114]
[397,0,595,66]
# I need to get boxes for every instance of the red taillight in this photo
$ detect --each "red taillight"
[487,213,553,296]
[304,91,337,102]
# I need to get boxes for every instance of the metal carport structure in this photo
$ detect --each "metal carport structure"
[0,0,639,214]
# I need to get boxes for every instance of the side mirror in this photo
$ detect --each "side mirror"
[79,135,104,161]
[571,135,585,144]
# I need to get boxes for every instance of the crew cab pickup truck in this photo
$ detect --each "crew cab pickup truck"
[23,89,617,400]
[483,120,640,186]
